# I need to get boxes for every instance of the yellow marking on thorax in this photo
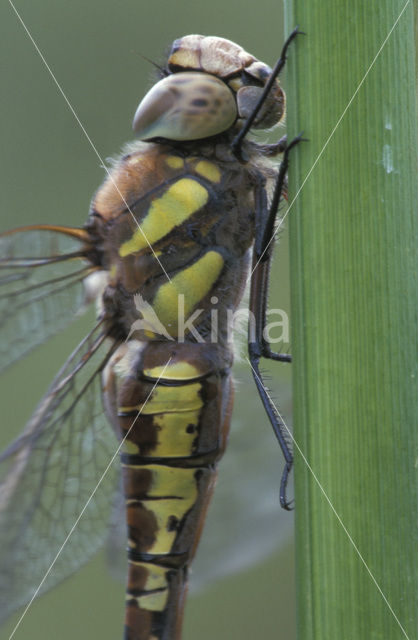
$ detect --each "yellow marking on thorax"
[165,155,184,169]
[119,178,208,257]
[119,381,203,414]
[194,160,221,183]
[152,250,224,334]
[228,77,243,91]
[144,361,201,380]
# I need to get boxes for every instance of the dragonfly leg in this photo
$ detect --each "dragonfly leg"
[231,27,302,157]
[249,135,303,509]
[262,135,288,157]
[253,134,304,361]
[248,342,294,510]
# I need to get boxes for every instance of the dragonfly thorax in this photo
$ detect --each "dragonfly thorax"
[89,140,257,345]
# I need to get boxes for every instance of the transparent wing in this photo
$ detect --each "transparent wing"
[0,322,120,624]
[0,225,100,373]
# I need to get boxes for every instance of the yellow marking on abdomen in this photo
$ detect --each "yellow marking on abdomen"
[119,178,208,257]
[129,561,169,590]
[127,561,169,611]
[194,160,221,183]
[128,466,199,554]
[120,407,200,457]
[121,440,140,454]
[119,381,203,414]
[136,590,168,611]
[152,250,224,334]
[144,361,201,380]
[152,409,200,456]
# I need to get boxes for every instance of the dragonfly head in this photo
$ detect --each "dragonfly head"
[132,35,285,142]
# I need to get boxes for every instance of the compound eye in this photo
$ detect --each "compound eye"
[237,84,285,129]
[133,72,237,141]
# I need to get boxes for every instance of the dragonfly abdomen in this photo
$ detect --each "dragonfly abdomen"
[111,341,233,639]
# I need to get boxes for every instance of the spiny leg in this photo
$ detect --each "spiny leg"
[254,135,303,361]
[232,27,303,507]
[262,135,288,158]
[248,135,303,508]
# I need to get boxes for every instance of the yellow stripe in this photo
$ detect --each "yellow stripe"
[137,590,168,611]
[152,250,224,334]
[144,361,201,380]
[119,382,203,414]
[119,178,208,256]
[137,467,198,555]
[146,465,198,498]
[121,410,199,457]
[127,562,169,610]
[128,561,168,590]
[194,160,221,183]
[152,409,200,456]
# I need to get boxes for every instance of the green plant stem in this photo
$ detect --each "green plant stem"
[284,2,417,639]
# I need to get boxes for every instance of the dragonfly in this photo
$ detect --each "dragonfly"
[0,29,300,640]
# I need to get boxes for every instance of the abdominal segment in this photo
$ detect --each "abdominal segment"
[106,341,233,640]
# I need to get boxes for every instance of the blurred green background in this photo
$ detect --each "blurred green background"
[0,1,295,638]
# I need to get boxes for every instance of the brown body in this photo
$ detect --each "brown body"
[88,141,257,341]
[107,342,233,639]
[91,140,263,638]
[0,32,288,639]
